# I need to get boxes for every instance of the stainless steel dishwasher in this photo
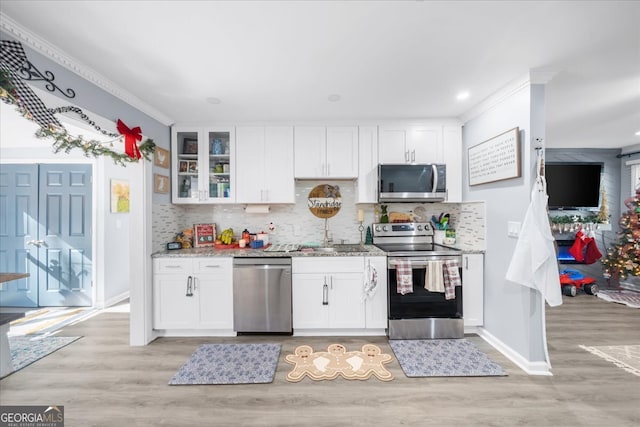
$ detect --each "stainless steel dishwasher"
[233,257,292,334]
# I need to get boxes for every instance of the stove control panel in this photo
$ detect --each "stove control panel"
[372,222,433,237]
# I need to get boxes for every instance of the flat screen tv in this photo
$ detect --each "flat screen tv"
[546,162,603,210]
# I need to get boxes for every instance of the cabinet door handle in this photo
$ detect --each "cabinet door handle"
[330,276,333,290]
[204,264,221,269]
[465,257,469,270]
[186,276,193,297]
[322,283,329,305]
[411,149,416,162]
[405,150,410,163]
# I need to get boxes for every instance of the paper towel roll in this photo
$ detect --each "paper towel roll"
[244,205,270,214]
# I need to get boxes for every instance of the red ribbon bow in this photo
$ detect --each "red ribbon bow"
[116,119,142,160]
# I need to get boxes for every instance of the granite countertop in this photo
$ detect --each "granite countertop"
[152,244,387,258]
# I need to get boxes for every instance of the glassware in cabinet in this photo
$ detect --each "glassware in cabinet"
[208,130,232,199]
[175,131,199,200]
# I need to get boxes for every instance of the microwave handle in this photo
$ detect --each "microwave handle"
[431,164,438,193]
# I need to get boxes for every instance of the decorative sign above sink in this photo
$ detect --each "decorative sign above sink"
[308,184,341,218]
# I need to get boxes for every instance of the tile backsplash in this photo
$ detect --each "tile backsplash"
[152,181,485,253]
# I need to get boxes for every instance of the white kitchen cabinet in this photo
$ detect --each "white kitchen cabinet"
[235,126,294,203]
[153,257,233,332]
[171,126,235,204]
[292,257,365,331]
[462,253,484,327]
[294,126,358,179]
[364,256,388,329]
[378,125,442,164]
[356,126,379,204]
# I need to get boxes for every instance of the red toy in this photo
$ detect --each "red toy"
[559,269,598,297]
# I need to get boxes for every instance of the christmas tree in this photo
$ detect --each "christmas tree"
[601,185,640,280]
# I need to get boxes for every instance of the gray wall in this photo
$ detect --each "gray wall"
[462,82,547,366]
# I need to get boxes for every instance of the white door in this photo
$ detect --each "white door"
[235,126,265,203]
[378,127,408,163]
[326,126,358,178]
[410,126,443,164]
[294,127,325,178]
[328,273,365,328]
[292,274,329,329]
[264,126,294,203]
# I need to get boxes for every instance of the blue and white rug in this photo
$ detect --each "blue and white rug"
[6,336,82,378]
[389,339,506,377]
[169,343,281,385]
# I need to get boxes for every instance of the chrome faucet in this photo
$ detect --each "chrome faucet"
[323,219,333,247]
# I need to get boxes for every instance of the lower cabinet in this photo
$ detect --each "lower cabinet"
[153,257,233,331]
[292,256,387,333]
[462,253,484,327]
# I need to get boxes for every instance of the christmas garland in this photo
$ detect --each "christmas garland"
[0,69,155,165]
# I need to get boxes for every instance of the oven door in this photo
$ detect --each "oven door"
[387,256,462,320]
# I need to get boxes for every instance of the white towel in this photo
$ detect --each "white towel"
[425,261,444,293]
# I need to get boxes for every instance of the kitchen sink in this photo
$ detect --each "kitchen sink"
[334,244,368,253]
[312,247,336,252]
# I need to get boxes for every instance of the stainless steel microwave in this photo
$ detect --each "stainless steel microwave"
[378,163,447,202]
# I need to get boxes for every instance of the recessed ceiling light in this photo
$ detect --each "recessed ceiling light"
[456,91,470,101]
[328,94,341,102]
[635,130,640,136]
[206,97,222,105]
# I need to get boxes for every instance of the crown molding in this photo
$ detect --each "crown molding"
[0,12,174,126]
[460,70,558,124]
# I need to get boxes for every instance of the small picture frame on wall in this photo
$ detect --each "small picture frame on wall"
[154,174,169,194]
[182,138,198,154]
[154,147,170,168]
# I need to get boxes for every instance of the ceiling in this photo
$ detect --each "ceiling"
[1,1,639,149]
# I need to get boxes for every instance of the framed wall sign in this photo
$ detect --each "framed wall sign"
[154,147,170,168]
[154,174,169,194]
[308,184,342,219]
[468,127,521,186]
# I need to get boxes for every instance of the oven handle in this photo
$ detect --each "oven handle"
[388,258,461,269]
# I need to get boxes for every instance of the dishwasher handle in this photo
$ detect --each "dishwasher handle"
[233,264,291,270]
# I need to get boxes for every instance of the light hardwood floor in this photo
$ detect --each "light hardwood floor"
[1,294,638,427]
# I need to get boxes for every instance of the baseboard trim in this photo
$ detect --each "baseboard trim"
[102,291,130,309]
[476,327,553,376]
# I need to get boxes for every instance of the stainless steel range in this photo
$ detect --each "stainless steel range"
[372,222,463,339]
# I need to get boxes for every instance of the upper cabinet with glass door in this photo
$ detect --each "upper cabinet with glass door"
[171,126,235,204]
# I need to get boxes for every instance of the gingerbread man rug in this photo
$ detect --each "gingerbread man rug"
[285,343,394,382]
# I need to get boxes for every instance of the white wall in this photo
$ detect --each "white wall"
[462,77,550,374]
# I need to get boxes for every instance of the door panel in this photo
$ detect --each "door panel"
[38,164,92,306]
[0,164,39,307]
